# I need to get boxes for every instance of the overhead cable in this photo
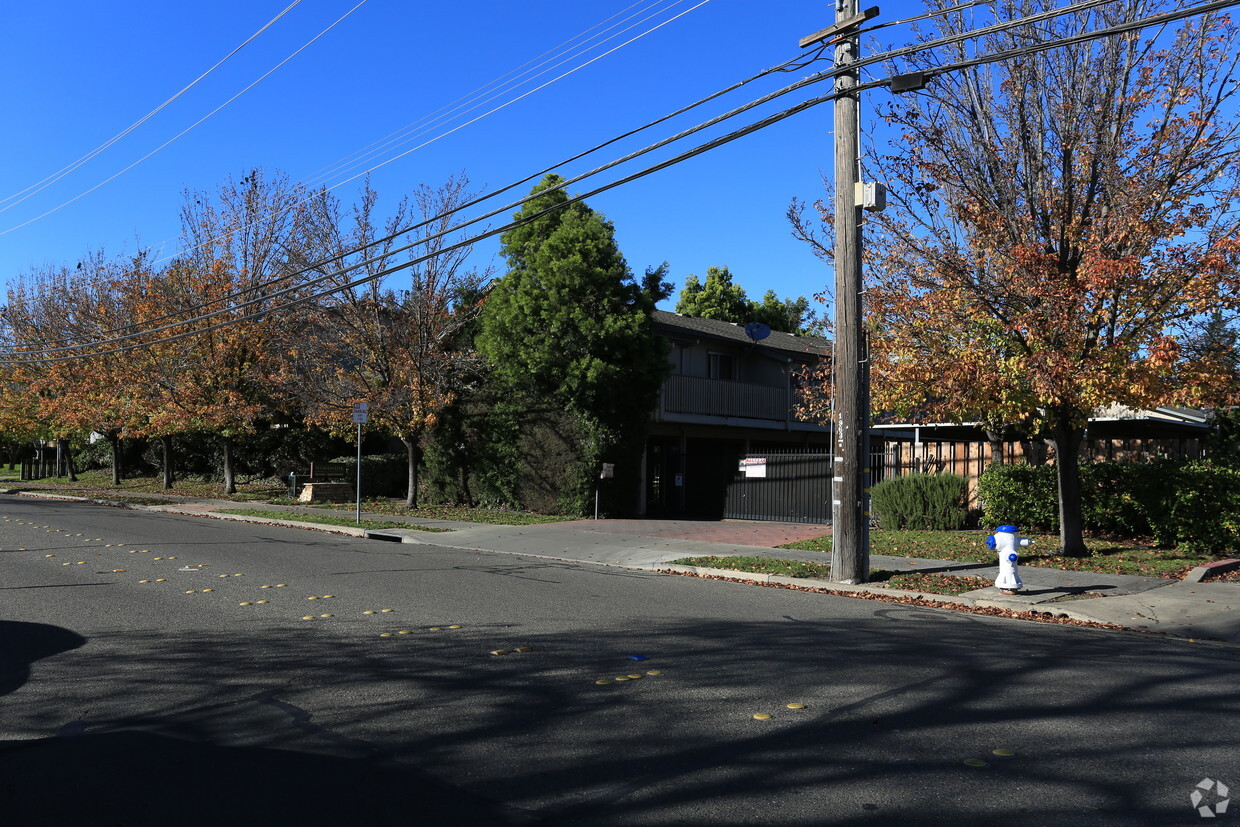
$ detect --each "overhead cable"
[0,0,305,214]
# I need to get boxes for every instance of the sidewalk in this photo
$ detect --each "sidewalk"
[10,488,1240,644]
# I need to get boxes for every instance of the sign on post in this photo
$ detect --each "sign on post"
[352,402,369,523]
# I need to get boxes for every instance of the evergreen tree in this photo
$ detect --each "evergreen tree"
[477,174,669,514]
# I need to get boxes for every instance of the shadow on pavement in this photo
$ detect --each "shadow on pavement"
[0,620,85,697]
[0,730,515,827]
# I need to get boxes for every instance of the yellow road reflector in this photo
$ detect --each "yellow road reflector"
[380,609,394,613]
[62,563,71,566]
[233,573,243,577]
[323,594,334,599]
[256,600,269,604]
[787,703,807,709]
[261,585,272,589]
[427,625,440,629]
[219,574,230,578]
[303,616,316,621]
[45,554,55,558]
[614,676,630,681]
[991,749,1016,758]
[379,632,394,637]
[240,602,253,606]
[626,674,643,679]
[307,596,318,600]
[168,556,177,560]
[185,590,197,594]
[963,758,989,768]
[112,569,126,573]
[448,625,461,629]
[155,578,167,582]
[139,580,151,583]
[76,562,85,565]
[276,584,287,587]
[154,557,163,561]
[320,613,333,618]
[203,588,214,592]
[646,670,662,676]
[129,550,138,553]
[752,713,773,720]
[365,611,378,615]
[515,647,533,653]
[595,679,612,685]
[490,650,509,656]
[398,630,412,635]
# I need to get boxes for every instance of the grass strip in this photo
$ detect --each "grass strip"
[779,529,1212,578]
[216,508,450,532]
[670,555,991,595]
[330,499,574,525]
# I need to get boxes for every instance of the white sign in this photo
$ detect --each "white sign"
[739,457,767,478]
[352,402,370,424]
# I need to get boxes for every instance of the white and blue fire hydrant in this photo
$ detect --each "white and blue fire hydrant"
[987,525,1032,594]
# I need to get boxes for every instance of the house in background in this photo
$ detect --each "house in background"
[872,405,1213,497]
[643,310,833,521]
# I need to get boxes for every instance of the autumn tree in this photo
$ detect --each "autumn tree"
[292,175,486,507]
[3,254,148,484]
[151,170,312,493]
[796,1,1240,554]
[477,174,670,515]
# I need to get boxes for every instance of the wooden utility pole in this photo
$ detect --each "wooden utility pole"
[803,2,875,583]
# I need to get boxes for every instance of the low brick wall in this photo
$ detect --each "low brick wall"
[299,482,353,503]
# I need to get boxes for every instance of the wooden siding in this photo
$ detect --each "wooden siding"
[661,374,788,421]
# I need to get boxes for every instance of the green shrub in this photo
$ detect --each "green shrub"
[870,472,968,530]
[977,463,1059,531]
[981,459,1240,553]
[329,453,408,498]
[1166,461,1240,553]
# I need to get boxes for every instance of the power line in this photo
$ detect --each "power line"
[0,0,305,214]
[6,0,1233,361]
[3,85,846,365]
[306,0,702,186]
[137,0,718,292]
[9,43,833,352]
[0,0,371,238]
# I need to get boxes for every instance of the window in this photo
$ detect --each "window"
[708,352,737,380]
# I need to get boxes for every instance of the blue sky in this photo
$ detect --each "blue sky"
[0,0,919,313]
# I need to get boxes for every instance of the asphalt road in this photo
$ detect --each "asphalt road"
[2,495,1238,826]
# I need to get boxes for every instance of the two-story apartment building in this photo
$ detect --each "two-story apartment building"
[643,310,832,519]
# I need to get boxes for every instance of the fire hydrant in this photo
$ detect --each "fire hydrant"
[987,525,1032,594]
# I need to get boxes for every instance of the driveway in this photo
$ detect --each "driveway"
[543,518,831,548]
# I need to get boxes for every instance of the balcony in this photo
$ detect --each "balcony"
[659,374,788,421]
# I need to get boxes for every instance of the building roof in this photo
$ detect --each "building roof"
[651,310,830,358]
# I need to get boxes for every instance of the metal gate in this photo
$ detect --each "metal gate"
[722,452,832,524]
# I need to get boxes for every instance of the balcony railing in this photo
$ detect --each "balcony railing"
[660,374,788,421]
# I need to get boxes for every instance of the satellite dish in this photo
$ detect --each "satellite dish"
[745,322,772,342]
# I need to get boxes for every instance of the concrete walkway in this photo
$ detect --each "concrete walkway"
[8,488,1240,643]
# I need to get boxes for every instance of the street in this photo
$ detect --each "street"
[2,495,1238,826]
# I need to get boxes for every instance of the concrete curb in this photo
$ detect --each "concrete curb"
[1184,558,1240,582]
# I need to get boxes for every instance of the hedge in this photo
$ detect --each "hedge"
[978,459,1240,553]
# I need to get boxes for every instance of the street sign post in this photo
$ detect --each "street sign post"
[352,403,369,523]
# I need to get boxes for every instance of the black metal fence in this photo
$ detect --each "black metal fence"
[722,452,832,524]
